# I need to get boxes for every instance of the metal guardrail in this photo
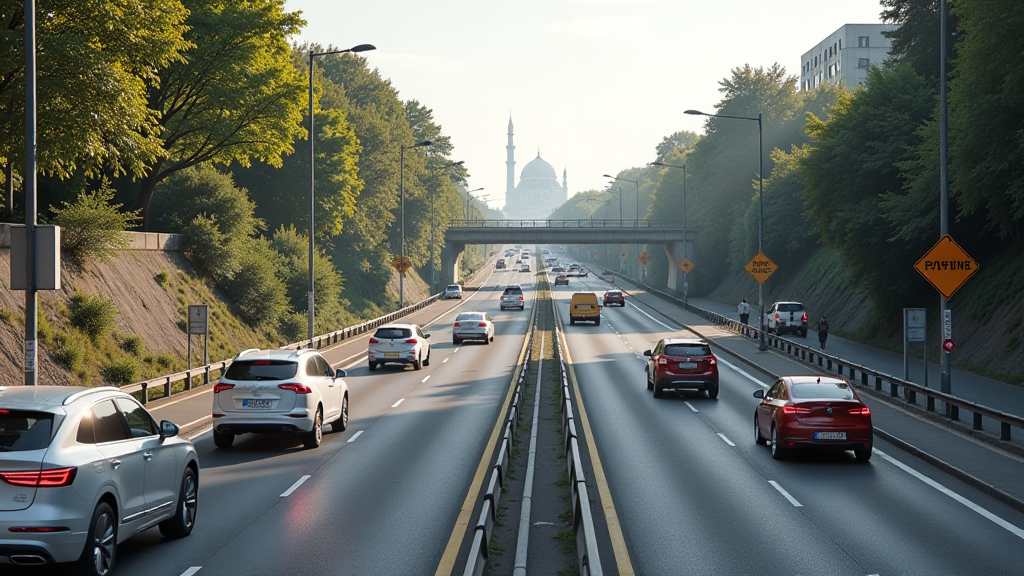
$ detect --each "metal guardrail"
[122,293,442,403]
[604,269,1024,445]
[448,219,690,229]
[462,324,535,576]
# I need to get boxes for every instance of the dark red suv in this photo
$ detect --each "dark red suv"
[603,290,625,307]
[644,338,719,399]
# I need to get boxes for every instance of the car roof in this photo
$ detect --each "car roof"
[0,385,122,410]
[782,375,847,385]
[377,323,419,330]
[235,348,318,361]
[660,338,709,346]
[772,301,804,306]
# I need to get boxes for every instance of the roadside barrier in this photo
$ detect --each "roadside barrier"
[595,268,1024,449]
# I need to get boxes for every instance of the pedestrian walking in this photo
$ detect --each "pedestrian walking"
[817,316,829,350]
[738,298,751,325]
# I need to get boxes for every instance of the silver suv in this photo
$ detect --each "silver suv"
[500,285,525,311]
[765,301,808,337]
[0,386,199,575]
[212,349,349,449]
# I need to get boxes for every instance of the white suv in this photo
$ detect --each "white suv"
[0,386,198,575]
[765,301,808,337]
[211,349,349,449]
[367,323,432,371]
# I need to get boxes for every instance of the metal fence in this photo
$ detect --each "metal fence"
[447,219,687,229]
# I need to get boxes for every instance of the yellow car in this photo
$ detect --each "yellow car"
[569,292,601,325]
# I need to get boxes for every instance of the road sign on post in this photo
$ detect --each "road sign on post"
[638,251,652,268]
[187,304,209,377]
[903,307,927,386]
[914,234,978,299]
[391,256,412,275]
[678,258,694,274]
[621,251,627,259]
[744,252,777,283]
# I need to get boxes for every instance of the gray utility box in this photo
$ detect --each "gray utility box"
[10,225,61,290]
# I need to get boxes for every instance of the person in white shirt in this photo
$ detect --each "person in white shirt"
[738,298,751,325]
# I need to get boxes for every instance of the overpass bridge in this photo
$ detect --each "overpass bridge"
[441,219,696,292]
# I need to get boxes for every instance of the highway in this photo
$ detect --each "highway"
[556,270,1024,576]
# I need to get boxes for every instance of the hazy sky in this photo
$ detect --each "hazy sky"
[287,0,886,209]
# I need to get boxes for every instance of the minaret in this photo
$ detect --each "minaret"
[562,167,568,200]
[506,116,515,203]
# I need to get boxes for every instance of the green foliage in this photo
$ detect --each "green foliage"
[0,308,13,324]
[69,293,119,340]
[881,0,958,80]
[180,214,246,282]
[269,225,350,333]
[51,186,141,266]
[102,358,139,385]
[223,238,288,328]
[120,335,145,356]
[654,130,700,162]
[154,270,170,287]
[52,332,85,371]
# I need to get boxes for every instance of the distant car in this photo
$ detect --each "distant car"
[644,338,719,399]
[765,301,807,336]
[443,284,463,299]
[0,386,199,575]
[753,376,873,461]
[521,263,531,272]
[500,285,525,310]
[453,311,495,344]
[554,274,569,286]
[212,348,349,449]
[603,290,625,306]
[496,258,506,269]
[367,323,432,371]
[578,269,588,277]
[551,267,566,274]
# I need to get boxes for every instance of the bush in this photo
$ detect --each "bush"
[154,270,170,287]
[182,214,244,282]
[278,311,307,343]
[120,335,145,356]
[69,293,118,339]
[151,354,176,370]
[224,239,288,327]
[0,309,13,324]
[102,357,139,385]
[50,186,141,266]
[52,332,84,371]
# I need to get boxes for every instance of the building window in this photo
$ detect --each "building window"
[839,39,843,50]
[858,36,869,48]
[858,58,870,68]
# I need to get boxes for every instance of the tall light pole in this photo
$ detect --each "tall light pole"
[604,174,639,277]
[399,140,433,308]
[649,161,687,302]
[308,43,375,346]
[464,187,484,219]
[686,108,765,351]
[24,0,38,384]
[431,160,463,293]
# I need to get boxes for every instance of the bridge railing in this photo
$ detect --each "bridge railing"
[447,219,685,229]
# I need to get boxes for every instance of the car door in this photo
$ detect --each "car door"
[647,340,664,384]
[416,326,430,358]
[114,397,179,510]
[765,303,777,329]
[314,355,341,420]
[91,399,149,522]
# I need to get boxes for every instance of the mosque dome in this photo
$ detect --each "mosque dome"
[520,154,557,180]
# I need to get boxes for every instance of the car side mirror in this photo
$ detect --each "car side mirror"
[335,369,346,379]
[424,334,431,339]
[643,350,652,357]
[753,389,765,399]
[160,420,179,438]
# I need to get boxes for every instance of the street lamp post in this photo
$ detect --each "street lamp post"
[399,140,433,309]
[685,108,765,351]
[308,43,375,347]
[604,174,639,278]
[648,161,687,303]
[464,187,484,219]
[431,160,463,293]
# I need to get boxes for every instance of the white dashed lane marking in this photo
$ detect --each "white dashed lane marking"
[717,433,736,447]
[346,430,364,443]
[180,568,202,576]
[421,375,431,383]
[768,481,802,507]
[391,398,405,408]
[684,402,699,413]
[280,475,311,498]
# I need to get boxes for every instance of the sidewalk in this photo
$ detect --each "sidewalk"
[688,297,1024,419]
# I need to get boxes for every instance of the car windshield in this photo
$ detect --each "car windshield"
[503,287,522,294]
[445,286,460,292]
[225,360,298,381]
[778,303,804,312]
[607,291,622,297]
[375,328,412,339]
[0,410,54,452]
[791,381,855,400]
[457,313,485,322]
[664,344,712,357]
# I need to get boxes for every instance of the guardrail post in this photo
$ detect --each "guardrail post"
[973,412,983,431]
[203,365,210,386]
[949,404,959,422]
[927,395,936,412]
[890,381,899,398]
[907,389,916,405]
[827,359,832,372]
[1001,422,1011,442]
[875,375,882,392]
[861,372,868,387]
[165,376,172,399]
[140,382,148,404]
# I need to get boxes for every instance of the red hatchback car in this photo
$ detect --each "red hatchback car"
[643,338,719,399]
[603,290,625,307]
[753,376,873,461]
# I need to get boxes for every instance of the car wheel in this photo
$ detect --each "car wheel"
[368,361,378,372]
[855,445,872,462]
[646,373,653,391]
[424,350,431,366]
[332,395,349,432]
[75,501,117,576]
[159,467,198,539]
[485,336,491,345]
[653,383,664,399]
[771,423,786,460]
[453,337,461,345]
[595,317,601,326]
[413,354,422,370]
[213,430,234,449]
[489,335,494,342]
[706,382,719,399]
[570,318,576,325]
[304,408,323,449]
[799,329,807,338]
[754,416,768,445]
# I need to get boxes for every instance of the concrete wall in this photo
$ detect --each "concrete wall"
[0,224,184,251]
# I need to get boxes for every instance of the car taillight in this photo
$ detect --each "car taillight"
[707,357,717,365]
[369,337,380,344]
[802,312,807,323]
[454,322,460,327]
[213,382,235,394]
[658,357,667,365]
[8,526,71,533]
[278,383,312,394]
[518,296,524,301]
[1,467,77,488]
[774,313,781,321]
[405,338,418,344]
[782,405,812,415]
[479,322,488,327]
[849,406,871,416]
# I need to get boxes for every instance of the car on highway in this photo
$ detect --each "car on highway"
[453,311,495,344]
[0,386,199,575]
[442,284,463,299]
[603,290,625,307]
[554,274,569,286]
[212,349,349,449]
[496,258,506,269]
[520,263,531,272]
[753,376,873,461]
[765,301,807,337]
[367,323,432,371]
[551,266,566,274]
[500,285,525,310]
[643,338,719,399]
[569,292,601,325]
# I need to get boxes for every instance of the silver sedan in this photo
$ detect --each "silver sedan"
[452,311,495,345]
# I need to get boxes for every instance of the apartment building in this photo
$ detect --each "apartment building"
[800,24,898,92]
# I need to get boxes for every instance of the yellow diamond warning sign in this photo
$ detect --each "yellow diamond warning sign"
[914,234,978,300]
[391,256,412,275]
[678,258,694,273]
[745,252,777,283]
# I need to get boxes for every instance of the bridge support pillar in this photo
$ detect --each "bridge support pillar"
[663,240,692,296]
[441,242,466,288]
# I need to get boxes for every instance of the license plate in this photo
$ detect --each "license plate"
[577,305,592,309]
[679,362,697,369]
[384,353,399,359]
[814,431,847,440]
[242,399,272,409]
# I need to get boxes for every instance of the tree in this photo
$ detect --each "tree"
[137,0,307,229]
[654,130,700,163]
[51,185,141,266]
[881,0,959,80]
[0,0,187,185]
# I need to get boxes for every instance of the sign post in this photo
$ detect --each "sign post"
[187,304,209,385]
[391,256,412,275]
[903,308,927,388]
